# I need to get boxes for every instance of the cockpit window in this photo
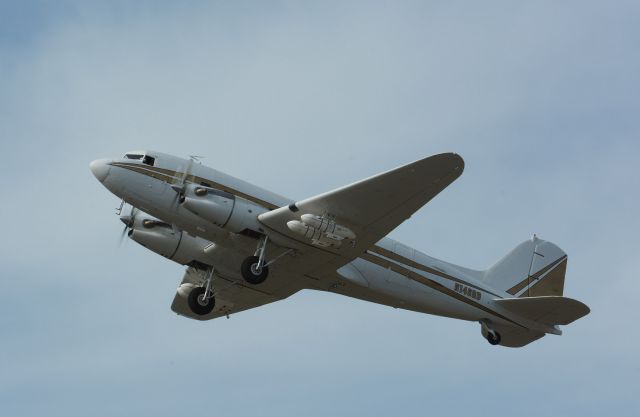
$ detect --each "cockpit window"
[124,153,155,166]
[142,155,155,166]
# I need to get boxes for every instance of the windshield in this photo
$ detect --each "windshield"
[124,153,155,166]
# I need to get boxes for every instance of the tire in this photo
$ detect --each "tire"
[241,256,269,284]
[487,331,501,346]
[188,286,216,315]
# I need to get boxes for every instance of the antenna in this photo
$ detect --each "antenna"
[188,155,205,164]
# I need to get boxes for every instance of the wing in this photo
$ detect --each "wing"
[258,153,464,276]
[171,267,297,320]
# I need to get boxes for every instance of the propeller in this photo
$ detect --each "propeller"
[119,205,138,246]
[118,205,173,245]
[171,157,194,207]
[171,155,205,207]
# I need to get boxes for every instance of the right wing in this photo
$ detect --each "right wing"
[170,267,297,320]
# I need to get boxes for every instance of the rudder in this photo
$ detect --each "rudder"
[482,236,568,298]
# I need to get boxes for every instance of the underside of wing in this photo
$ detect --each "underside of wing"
[258,153,464,275]
[170,267,296,320]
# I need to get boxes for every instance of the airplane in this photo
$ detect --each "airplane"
[90,150,589,347]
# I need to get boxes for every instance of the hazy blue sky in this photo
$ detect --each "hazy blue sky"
[1,1,639,416]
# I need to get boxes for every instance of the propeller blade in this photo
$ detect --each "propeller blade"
[171,157,195,207]
[118,205,138,247]
[119,224,128,246]
[181,158,193,183]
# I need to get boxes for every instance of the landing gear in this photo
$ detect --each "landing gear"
[241,235,270,284]
[480,319,502,346]
[188,287,216,315]
[487,331,501,345]
[241,256,269,284]
[187,268,216,315]
[240,235,294,285]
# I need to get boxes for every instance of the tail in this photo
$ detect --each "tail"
[482,235,567,297]
[479,236,589,348]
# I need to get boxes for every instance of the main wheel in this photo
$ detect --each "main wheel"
[241,256,269,284]
[487,331,501,345]
[188,286,216,315]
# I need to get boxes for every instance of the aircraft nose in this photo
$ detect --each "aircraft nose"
[89,159,111,182]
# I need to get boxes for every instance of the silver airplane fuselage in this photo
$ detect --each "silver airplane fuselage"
[90,150,562,342]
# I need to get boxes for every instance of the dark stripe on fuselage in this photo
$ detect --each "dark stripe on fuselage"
[368,245,504,299]
[361,252,524,328]
[111,162,279,210]
[111,162,176,184]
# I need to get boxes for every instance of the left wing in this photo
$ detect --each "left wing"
[171,267,297,320]
[258,153,464,277]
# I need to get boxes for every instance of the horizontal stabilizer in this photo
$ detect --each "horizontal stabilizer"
[494,296,590,326]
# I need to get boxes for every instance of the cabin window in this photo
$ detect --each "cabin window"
[142,155,155,166]
[125,154,143,160]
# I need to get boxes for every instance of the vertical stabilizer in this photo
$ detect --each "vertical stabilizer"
[482,236,568,297]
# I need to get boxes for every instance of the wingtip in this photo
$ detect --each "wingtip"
[433,152,464,167]
[449,152,464,168]
[437,152,465,173]
[451,152,465,172]
[414,152,465,179]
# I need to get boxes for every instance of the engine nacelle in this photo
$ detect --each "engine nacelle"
[180,184,267,234]
[300,214,356,240]
[128,217,210,265]
[287,214,356,248]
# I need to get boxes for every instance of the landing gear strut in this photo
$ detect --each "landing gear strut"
[188,268,216,315]
[241,236,269,284]
[240,236,294,285]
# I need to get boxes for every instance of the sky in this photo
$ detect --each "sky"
[1,1,639,416]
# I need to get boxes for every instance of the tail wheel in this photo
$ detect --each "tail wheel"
[188,286,216,315]
[241,255,269,284]
[487,331,501,345]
